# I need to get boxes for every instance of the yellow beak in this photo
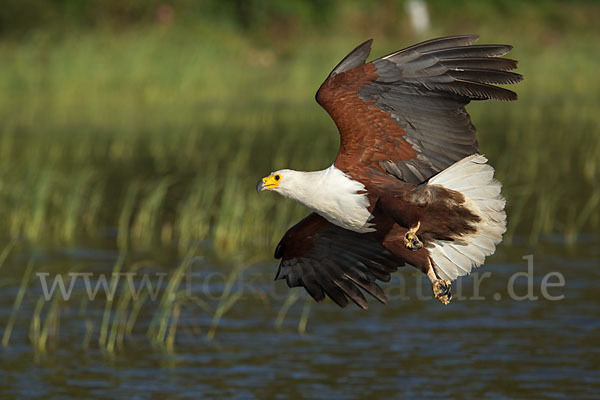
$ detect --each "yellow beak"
[256,174,280,192]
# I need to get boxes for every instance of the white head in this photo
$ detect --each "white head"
[256,169,311,199]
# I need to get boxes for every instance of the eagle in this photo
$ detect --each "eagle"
[257,35,521,308]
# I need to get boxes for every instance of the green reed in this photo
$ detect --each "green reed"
[2,258,35,347]
[0,24,597,257]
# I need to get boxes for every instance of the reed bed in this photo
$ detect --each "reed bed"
[0,24,598,256]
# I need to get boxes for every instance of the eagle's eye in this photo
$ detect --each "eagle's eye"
[274,174,280,181]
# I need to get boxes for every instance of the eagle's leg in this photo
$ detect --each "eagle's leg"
[403,221,423,251]
[426,260,452,305]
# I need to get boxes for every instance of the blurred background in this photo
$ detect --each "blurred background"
[0,1,598,398]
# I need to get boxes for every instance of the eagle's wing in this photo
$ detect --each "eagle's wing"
[316,35,522,184]
[274,213,404,309]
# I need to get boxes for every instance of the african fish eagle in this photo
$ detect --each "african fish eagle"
[257,35,522,308]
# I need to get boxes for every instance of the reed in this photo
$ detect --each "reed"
[207,265,246,340]
[2,258,35,347]
[98,184,139,351]
[0,25,597,257]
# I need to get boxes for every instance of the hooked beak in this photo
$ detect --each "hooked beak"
[257,174,280,192]
[256,178,267,193]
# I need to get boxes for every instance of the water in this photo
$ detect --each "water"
[1,237,599,399]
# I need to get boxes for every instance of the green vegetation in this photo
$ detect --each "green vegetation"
[1,10,598,256]
[0,1,598,351]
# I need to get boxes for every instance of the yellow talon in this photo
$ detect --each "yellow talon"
[432,279,452,305]
[403,221,423,251]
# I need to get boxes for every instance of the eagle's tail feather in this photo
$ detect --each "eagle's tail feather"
[427,154,506,281]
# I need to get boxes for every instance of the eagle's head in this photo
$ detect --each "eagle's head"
[256,169,302,197]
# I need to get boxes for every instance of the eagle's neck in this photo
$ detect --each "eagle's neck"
[280,166,375,233]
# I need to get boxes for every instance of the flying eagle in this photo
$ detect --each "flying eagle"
[257,35,521,308]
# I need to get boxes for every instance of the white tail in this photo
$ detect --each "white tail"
[427,154,506,281]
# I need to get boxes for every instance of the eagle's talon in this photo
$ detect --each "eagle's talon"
[432,279,452,305]
[403,222,423,251]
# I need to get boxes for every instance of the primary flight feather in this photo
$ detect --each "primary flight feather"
[257,35,522,308]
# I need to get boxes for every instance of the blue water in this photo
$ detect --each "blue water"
[0,237,598,399]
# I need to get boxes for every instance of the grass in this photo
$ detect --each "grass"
[0,20,597,258]
[0,3,599,351]
[1,257,34,347]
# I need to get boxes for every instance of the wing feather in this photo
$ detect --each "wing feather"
[274,213,404,309]
[329,39,373,75]
[316,35,522,183]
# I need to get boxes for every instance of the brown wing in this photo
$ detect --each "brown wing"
[316,35,522,184]
[274,213,404,309]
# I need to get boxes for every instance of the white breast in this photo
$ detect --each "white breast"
[275,166,375,233]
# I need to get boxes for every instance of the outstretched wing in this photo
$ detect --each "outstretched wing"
[316,35,522,184]
[274,213,404,309]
